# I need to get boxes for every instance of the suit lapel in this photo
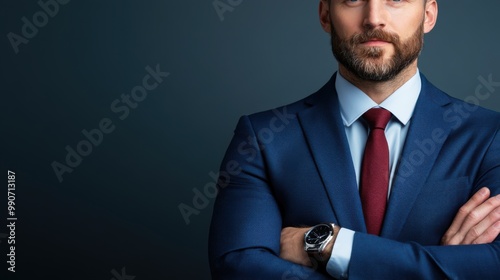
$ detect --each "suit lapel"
[381,75,453,238]
[298,75,366,231]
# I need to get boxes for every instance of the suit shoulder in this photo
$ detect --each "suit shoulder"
[423,76,499,129]
[447,94,500,128]
[244,80,334,125]
[246,98,305,125]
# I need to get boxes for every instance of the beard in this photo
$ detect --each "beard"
[330,21,424,82]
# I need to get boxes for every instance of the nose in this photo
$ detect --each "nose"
[363,1,388,30]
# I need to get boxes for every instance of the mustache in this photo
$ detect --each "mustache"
[351,29,400,44]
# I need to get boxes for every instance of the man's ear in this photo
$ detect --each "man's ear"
[319,0,332,34]
[423,0,438,33]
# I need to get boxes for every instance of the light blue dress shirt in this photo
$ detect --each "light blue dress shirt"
[326,71,422,279]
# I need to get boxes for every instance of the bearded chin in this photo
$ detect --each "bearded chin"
[331,25,424,82]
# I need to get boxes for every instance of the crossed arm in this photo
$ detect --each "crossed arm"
[211,183,500,279]
[280,187,500,269]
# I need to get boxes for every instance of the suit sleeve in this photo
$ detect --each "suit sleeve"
[348,126,500,280]
[208,116,332,279]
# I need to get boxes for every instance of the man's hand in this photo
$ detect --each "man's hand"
[280,227,312,266]
[442,187,500,245]
[280,226,337,266]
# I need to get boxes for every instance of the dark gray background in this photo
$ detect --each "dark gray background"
[1,1,499,279]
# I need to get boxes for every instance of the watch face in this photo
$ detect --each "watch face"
[305,224,332,245]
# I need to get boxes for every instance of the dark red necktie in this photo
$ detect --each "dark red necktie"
[360,108,392,235]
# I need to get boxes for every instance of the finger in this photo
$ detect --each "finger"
[467,205,500,244]
[442,187,490,244]
[459,195,500,244]
[472,221,500,245]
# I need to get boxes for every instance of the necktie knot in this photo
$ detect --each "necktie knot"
[363,108,392,130]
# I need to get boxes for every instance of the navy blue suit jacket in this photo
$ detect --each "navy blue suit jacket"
[209,74,500,279]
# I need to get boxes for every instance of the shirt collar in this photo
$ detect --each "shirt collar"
[335,70,421,127]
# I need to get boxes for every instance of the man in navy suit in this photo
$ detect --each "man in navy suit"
[209,0,500,279]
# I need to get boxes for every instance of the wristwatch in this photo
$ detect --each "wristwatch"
[304,223,335,262]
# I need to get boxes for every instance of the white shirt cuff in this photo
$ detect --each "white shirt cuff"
[326,228,354,279]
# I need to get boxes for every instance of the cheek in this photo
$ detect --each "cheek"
[332,18,358,39]
[390,12,425,37]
